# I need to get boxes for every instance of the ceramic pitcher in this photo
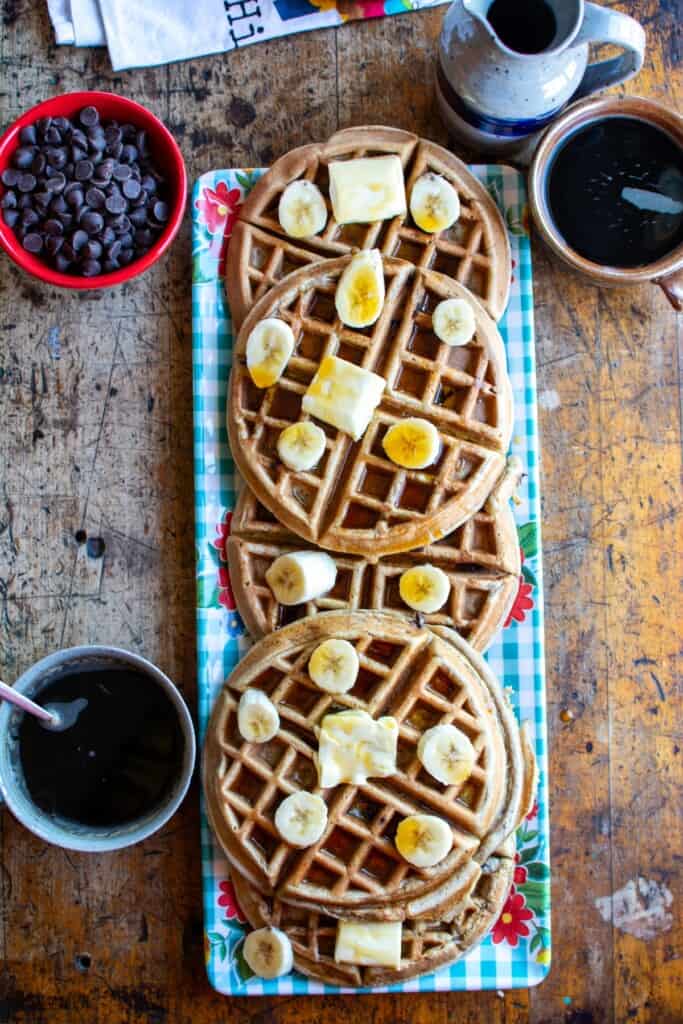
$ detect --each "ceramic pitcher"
[436,0,646,157]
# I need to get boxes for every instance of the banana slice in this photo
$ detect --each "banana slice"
[399,564,451,614]
[329,155,406,225]
[382,417,440,469]
[275,790,328,847]
[277,421,326,472]
[432,298,476,347]
[417,724,476,787]
[243,926,294,979]
[335,920,402,969]
[246,318,295,388]
[237,689,280,743]
[302,354,385,441]
[309,638,359,694]
[410,173,460,234]
[278,179,328,239]
[395,813,453,868]
[265,550,337,605]
[335,250,385,329]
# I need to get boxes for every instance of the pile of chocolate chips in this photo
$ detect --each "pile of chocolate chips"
[0,106,170,277]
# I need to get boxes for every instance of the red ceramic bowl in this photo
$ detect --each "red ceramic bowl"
[0,91,187,289]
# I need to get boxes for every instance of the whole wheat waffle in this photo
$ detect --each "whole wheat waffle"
[228,483,521,650]
[230,840,514,987]
[226,126,511,328]
[203,611,532,922]
[228,256,513,560]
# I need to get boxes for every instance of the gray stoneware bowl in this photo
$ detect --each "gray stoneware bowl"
[0,645,196,852]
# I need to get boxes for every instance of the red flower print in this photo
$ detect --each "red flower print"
[195,182,242,274]
[217,565,236,611]
[492,887,533,947]
[526,798,539,822]
[213,512,236,609]
[505,578,534,627]
[212,511,233,563]
[217,879,246,923]
[513,852,528,886]
[195,182,241,235]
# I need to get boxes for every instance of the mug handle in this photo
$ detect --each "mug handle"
[657,268,683,312]
[573,2,646,100]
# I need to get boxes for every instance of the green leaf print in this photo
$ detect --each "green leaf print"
[197,574,220,609]
[519,880,550,916]
[519,844,540,864]
[236,171,259,195]
[517,521,538,560]
[525,861,551,881]
[521,564,538,588]
[233,937,255,983]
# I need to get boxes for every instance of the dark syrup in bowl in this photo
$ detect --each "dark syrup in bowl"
[18,668,185,827]
[547,117,683,268]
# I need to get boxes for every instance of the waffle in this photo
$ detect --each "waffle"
[228,483,521,650]
[226,126,511,328]
[203,611,532,921]
[231,839,514,987]
[227,256,513,560]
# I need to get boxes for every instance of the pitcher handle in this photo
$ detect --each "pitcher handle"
[573,1,645,100]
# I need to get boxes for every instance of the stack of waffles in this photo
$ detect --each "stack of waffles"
[203,128,535,985]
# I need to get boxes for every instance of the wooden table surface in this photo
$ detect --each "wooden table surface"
[0,2,681,1022]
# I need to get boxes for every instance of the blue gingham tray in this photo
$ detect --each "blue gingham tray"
[192,165,551,995]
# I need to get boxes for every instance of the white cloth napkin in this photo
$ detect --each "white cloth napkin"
[48,0,447,71]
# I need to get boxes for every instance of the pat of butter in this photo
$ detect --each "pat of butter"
[329,156,407,225]
[335,920,402,969]
[302,355,385,442]
[316,709,398,788]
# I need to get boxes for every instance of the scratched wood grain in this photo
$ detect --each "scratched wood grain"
[0,1,681,1022]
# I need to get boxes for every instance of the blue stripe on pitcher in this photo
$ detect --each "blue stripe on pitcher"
[437,62,563,139]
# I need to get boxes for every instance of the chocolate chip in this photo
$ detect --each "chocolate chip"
[44,218,64,236]
[80,106,99,128]
[105,193,127,215]
[21,209,40,227]
[18,193,33,209]
[50,195,68,214]
[45,173,66,193]
[66,188,84,208]
[61,242,76,261]
[44,126,62,145]
[107,239,122,261]
[17,173,36,192]
[119,248,134,266]
[13,147,36,170]
[83,239,102,260]
[2,209,19,228]
[53,117,71,133]
[31,152,47,174]
[57,212,74,230]
[104,126,122,147]
[122,177,141,200]
[111,214,131,235]
[1,167,20,187]
[23,232,43,253]
[75,160,94,182]
[103,259,119,273]
[81,210,104,235]
[121,144,138,164]
[100,225,116,246]
[20,124,37,146]
[72,145,87,164]
[113,163,132,183]
[45,234,63,256]
[134,228,153,247]
[107,140,123,160]
[55,253,72,272]
[140,174,157,195]
[71,229,88,251]
[129,207,147,227]
[135,130,148,156]
[118,231,133,249]
[81,258,102,277]
[1,190,17,208]
[71,128,88,150]
[85,186,106,208]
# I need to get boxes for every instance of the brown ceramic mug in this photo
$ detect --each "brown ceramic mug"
[528,95,683,310]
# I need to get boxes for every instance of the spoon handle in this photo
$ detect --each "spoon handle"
[0,680,56,722]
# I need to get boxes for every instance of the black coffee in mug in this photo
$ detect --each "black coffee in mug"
[546,117,683,268]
